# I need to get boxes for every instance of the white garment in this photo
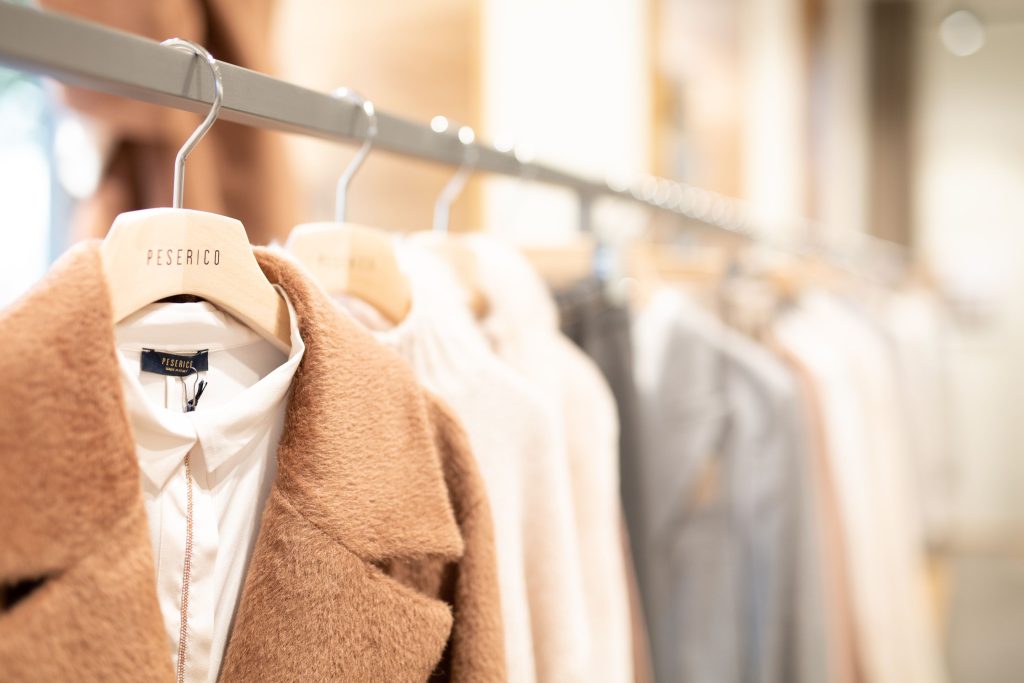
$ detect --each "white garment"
[467,235,634,683]
[115,292,305,683]
[881,287,955,545]
[773,292,945,683]
[335,250,577,683]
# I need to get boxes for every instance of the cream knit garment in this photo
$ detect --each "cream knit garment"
[774,292,947,683]
[466,235,634,683]
[334,249,588,683]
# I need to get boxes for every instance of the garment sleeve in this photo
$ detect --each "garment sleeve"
[426,397,507,682]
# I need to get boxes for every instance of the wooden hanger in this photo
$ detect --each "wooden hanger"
[624,241,731,311]
[286,222,411,323]
[413,122,489,319]
[285,89,412,324]
[520,235,597,288]
[628,241,730,283]
[100,39,291,352]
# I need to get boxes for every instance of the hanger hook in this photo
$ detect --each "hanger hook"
[334,88,378,223]
[432,121,478,234]
[160,38,224,210]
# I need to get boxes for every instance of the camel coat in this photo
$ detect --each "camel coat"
[0,243,505,682]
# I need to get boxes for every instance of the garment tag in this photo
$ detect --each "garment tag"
[183,377,208,412]
[140,349,209,377]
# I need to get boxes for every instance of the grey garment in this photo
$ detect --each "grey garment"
[632,293,826,683]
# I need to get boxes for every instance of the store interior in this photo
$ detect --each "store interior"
[1,1,1023,682]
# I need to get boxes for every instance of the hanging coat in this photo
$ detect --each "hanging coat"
[0,243,506,682]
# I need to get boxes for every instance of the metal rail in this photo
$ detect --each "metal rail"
[0,1,909,275]
[0,5,623,200]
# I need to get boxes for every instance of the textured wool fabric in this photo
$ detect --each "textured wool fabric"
[468,236,634,683]
[335,250,586,683]
[0,242,505,682]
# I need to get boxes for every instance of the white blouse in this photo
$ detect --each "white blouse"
[115,292,305,683]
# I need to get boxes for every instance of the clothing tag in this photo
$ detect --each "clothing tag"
[140,349,209,377]
[183,377,208,412]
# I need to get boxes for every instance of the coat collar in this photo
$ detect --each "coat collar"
[0,240,464,680]
[249,245,462,562]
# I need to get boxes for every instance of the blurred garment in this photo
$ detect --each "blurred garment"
[770,336,864,683]
[773,292,946,683]
[622,520,655,683]
[40,0,298,244]
[631,289,826,683]
[555,277,643,513]
[335,249,579,683]
[554,277,654,683]
[470,237,634,683]
[879,287,955,547]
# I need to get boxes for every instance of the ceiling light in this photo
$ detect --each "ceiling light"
[940,9,986,57]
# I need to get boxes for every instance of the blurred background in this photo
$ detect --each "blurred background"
[1,1,1022,680]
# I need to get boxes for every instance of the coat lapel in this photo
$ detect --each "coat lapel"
[0,243,466,682]
[0,242,171,682]
[221,249,465,681]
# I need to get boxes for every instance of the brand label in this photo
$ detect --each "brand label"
[146,249,221,266]
[313,252,379,272]
[140,349,209,377]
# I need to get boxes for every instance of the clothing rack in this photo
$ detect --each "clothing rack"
[0,2,906,275]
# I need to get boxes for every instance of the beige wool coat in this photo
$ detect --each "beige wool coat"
[0,243,506,682]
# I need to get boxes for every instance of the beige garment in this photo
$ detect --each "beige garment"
[40,0,298,244]
[770,334,863,683]
[334,250,584,683]
[469,235,634,683]
[0,242,506,682]
[621,520,654,683]
[774,293,946,683]
[880,287,954,546]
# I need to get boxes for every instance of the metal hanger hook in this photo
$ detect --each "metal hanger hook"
[333,87,378,222]
[433,123,479,234]
[160,38,224,209]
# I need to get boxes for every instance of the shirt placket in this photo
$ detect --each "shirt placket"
[180,441,217,683]
[156,375,217,683]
